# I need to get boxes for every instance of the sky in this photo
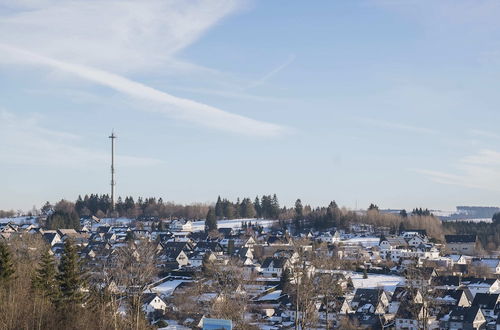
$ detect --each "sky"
[1,0,500,212]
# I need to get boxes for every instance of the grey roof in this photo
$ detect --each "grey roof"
[445,235,477,243]
[471,293,500,310]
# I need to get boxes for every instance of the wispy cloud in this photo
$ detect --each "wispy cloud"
[0,0,245,73]
[469,129,500,140]
[0,111,162,168]
[415,149,500,191]
[0,44,287,137]
[356,117,438,135]
[246,54,296,90]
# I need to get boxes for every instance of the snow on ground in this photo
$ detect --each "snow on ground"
[449,218,492,223]
[158,320,191,330]
[341,236,380,247]
[93,217,133,227]
[349,272,404,292]
[190,218,277,232]
[150,279,191,297]
[0,216,37,224]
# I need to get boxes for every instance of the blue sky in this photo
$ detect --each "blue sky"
[1,0,500,211]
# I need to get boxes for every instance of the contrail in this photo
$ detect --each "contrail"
[0,44,287,137]
[247,54,296,90]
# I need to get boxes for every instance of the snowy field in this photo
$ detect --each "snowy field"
[190,218,277,232]
[443,218,492,223]
[0,216,37,224]
[349,272,404,292]
[341,236,380,247]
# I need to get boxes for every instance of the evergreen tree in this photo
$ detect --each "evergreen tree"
[215,196,224,219]
[0,242,15,286]
[32,249,58,299]
[368,203,379,211]
[493,212,500,225]
[294,199,303,220]
[253,196,262,218]
[56,239,85,306]
[398,221,406,234]
[224,203,236,219]
[400,209,408,218]
[271,194,280,219]
[205,207,217,231]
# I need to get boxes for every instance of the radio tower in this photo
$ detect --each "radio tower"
[109,131,117,211]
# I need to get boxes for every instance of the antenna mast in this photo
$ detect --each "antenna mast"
[109,131,117,211]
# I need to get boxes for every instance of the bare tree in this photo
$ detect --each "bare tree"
[113,241,157,330]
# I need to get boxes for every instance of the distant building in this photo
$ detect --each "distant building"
[445,235,477,255]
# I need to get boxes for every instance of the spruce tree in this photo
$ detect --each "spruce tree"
[294,199,303,219]
[57,239,85,306]
[215,196,223,219]
[32,249,58,299]
[0,242,15,286]
[205,207,217,231]
[253,196,261,218]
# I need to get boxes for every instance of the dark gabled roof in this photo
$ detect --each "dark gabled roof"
[395,303,423,320]
[161,241,193,251]
[432,275,461,287]
[162,248,184,259]
[462,277,498,286]
[352,288,385,306]
[350,312,385,328]
[390,287,420,303]
[218,228,232,236]
[188,231,208,241]
[142,293,163,305]
[449,306,482,323]
[445,235,477,243]
[261,257,288,269]
[267,236,290,245]
[238,247,251,258]
[434,289,466,306]
[42,232,59,242]
[471,293,500,310]
[195,241,223,252]
[403,267,436,280]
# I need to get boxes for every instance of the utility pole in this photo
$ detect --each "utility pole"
[109,131,117,211]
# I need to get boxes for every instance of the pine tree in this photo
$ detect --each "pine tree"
[215,196,224,219]
[56,239,85,306]
[253,196,261,218]
[32,249,58,299]
[271,194,280,219]
[205,207,217,231]
[294,199,303,220]
[0,242,15,286]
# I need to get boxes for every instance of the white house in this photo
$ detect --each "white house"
[142,293,167,315]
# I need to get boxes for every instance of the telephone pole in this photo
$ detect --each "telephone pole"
[109,131,117,211]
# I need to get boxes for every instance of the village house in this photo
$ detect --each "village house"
[442,305,486,330]
[445,235,477,256]
[351,288,390,315]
